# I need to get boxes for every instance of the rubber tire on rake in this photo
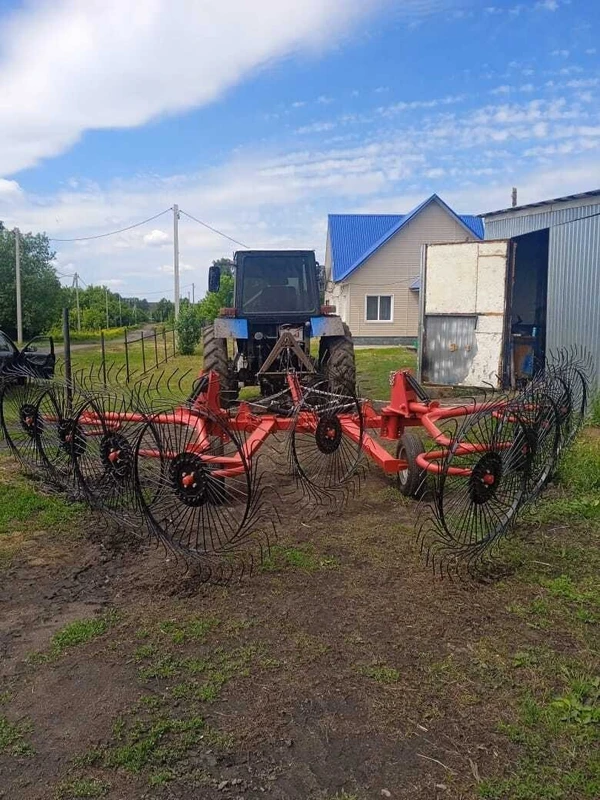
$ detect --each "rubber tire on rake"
[432,405,531,568]
[396,431,426,498]
[289,386,363,491]
[134,409,253,558]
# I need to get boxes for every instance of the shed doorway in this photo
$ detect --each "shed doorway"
[506,228,549,385]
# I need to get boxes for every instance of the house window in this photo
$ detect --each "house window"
[365,295,393,322]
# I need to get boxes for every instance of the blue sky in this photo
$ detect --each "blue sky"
[0,0,598,299]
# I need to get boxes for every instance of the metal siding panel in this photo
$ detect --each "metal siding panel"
[484,203,600,239]
[422,315,478,385]
[547,217,600,389]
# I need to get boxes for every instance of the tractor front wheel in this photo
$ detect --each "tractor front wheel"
[202,325,239,408]
[319,324,356,396]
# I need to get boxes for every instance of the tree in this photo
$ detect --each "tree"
[196,274,234,325]
[176,304,201,355]
[153,298,175,323]
[212,257,235,277]
[0,223,62,340]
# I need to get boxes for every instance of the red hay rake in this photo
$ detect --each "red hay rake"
[0,348,592,581]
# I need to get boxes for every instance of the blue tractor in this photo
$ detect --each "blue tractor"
[202,250,355,404]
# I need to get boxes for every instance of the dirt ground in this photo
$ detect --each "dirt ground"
[0,439,598,800]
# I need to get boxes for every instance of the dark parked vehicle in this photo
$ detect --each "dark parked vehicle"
[0,330,55,379]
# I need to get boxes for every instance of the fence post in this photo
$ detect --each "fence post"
[62,307,72,414]
[124,327,130,383]
[162,328,168,363]
[141,331,146,373]
[172,326,176,357]
[101,330,107,386]
[153,328,159,368]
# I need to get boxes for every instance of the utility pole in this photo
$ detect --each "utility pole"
[105,288,109,329]
[173,203,180,320]
[512,187,518,208]
[73,273,81,332]
[192,282,195,304]
[14,228,23,345]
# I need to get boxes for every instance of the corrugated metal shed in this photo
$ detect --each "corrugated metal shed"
[547,215,600,383]
[482,193,600,390]
[484,202,600,239]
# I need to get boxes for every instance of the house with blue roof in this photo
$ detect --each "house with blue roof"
[324,194,483,344]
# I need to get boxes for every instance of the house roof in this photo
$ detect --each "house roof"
[482,189,600,218]
[328,194,483,282]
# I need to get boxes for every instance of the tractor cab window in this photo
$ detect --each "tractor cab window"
[241,256,315,313]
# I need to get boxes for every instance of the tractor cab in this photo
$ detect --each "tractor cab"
[204,250,355,403]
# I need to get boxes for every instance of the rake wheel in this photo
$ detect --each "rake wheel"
[134,409,253,557]
[33,382,88,493]
[69,391,147,522]
[0,376,49,475]
[433,404,530,565]
[289,385,363,490]
[510,385,560,503]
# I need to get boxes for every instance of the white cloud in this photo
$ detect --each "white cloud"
[3,75,600,298]
[536,0,559,10]
[143,229,171,247]
[102,278,125,287]
[551,49,570,57]
[296,121,336,134]
[159,262,195,274]
[0,0,386,177]
[0,178,23,202]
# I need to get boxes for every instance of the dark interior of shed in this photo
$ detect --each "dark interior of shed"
[507,228,549,383]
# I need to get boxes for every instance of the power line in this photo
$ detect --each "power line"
[179,209,249,248]
[49,208,173,242]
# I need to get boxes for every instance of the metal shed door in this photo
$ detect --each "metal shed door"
[418,240,512,387]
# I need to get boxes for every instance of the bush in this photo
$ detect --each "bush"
[176,306,201,355]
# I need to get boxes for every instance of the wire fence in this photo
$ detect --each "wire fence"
[60,308,178,386]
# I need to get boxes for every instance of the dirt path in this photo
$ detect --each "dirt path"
[0,452,598,800]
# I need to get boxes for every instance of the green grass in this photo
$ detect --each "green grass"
[0,461,83,566]
[0,714,34,756]
[28,612,119,664]
[50,613,118,656]
[157,616,220,644]
[479,670,600,799]
[54,777,110,799]
[261,544,339,573]
[355,346,417,400]
[358,664,401,684]
[0,484,79,530]
[522,431,600,526]
[589,393,600,426]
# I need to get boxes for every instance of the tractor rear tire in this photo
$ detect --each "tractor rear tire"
[202,325,239,408]
[319,324,356,396]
